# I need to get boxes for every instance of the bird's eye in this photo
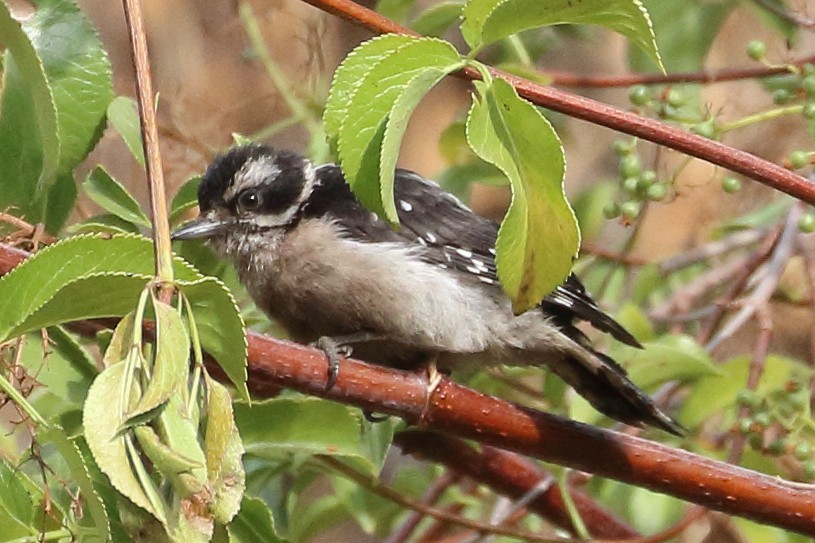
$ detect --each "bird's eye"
[238,189,262,212]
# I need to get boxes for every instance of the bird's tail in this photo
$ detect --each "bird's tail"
[546,348,684,436]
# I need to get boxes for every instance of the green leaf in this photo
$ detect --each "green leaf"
[205,377,245,524]
[622,334,720,390]
[125,298,190,425]
[153,393,208,497]
[336,36,463,222]
[0,0,113,232]
[170,176,203,225]
[133,425,204,484]
[461,0,663,71]
[180,278,248,400]
[466,77,579,313]
[227,496,286,543]
[630,0,735,72]
[0,233,201,344]
[107,95,145,166]
[68,213,142,235]
[83,362,166,522]
[235,397,391,473]
[0,458,36,539]
[324,34,416,156]
[680,354,810,428]
[0,1,59,222]
[41,428,111,541]
[410,2,464,37]
[83,166,151,227]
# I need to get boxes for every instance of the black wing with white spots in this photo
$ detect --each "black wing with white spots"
[300,165,639,347]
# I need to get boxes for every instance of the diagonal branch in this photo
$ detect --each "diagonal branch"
[2,241,815,537]
[298,0,815,205]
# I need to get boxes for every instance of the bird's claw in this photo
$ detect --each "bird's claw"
[314,336,353,390]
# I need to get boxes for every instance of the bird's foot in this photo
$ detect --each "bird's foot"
[312,332,382,391]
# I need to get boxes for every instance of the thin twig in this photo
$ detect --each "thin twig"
[546,53,815,87]
[751,0,815,28]
[385,471,460,543]
[298,0,815,205]
[121,0,173,285]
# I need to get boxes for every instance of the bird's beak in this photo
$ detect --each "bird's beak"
[171,213,235,240]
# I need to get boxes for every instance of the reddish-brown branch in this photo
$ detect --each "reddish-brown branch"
[395,431,639,539]
[384,471,460,543]
[545,54,815,88]
[298,0,815,206]
[3,241,815,536]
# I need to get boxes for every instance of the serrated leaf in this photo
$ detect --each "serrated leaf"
[83,362,166,522]
[0,458,36,539]
[180,277,248,400]
[466,77,578,313]
[133,426,203,483]
[378,64,464,221]
[324,34,417,155]
[623,334,720,390]
[411,1,464,37]
[41,427,111,541]
[205,378,235,483]
[0,1,59,217]
[83,166,151,227]
[0,0,113,232]
[153,393,208,498]
[125,298,190,425]
[68,213,142,235]
[107,95,145,166]
[103,311,137,368]
[235,398,391,473]
[227,496,286,543]
[336,36,463,221]
[0,233,201,344]
[461,0,663,72]
[170,176,203,225]
[630,0,734,72]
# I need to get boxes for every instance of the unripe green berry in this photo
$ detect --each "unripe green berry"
[768,438,788,456]
[603,202,621,219]
[753,412,772,427]
[794,442,812,462]
[693,119,717,139]
[773,89,793,105]
[665,89,686,108]
[790,150,810,169]
[646,183,667,201]
[612,139,633,155]
[628,85,650,106]
[640,170,657,186]
[803,75,815,96]
[746,40,767,61]
[620,201,641,220]
[798,212,815,233]
[738,418,753,435]
[721,176,741,193]
[736,389,760,408]
[804,103,815,120]
[622,176,640,195]
[619,154,641,178]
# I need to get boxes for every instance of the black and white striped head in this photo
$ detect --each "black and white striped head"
[172,144,315,240]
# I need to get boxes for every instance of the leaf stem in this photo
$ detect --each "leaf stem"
[121,0,174,285]
[0,372,47,427]
[719,104,804,133]
[4,528,72,543]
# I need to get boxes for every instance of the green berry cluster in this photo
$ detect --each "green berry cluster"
[603,140,671,222]
[734,381,815,481]
[627,84,715,138]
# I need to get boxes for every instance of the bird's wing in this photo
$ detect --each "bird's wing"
[304,165,639,346]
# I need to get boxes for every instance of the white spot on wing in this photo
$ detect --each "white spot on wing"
[456,248,473,259]
[399,200,413,212]
[466,265,480,274]
[425,232,437,244]
[488,248,496,256]
[479,276,495,284]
